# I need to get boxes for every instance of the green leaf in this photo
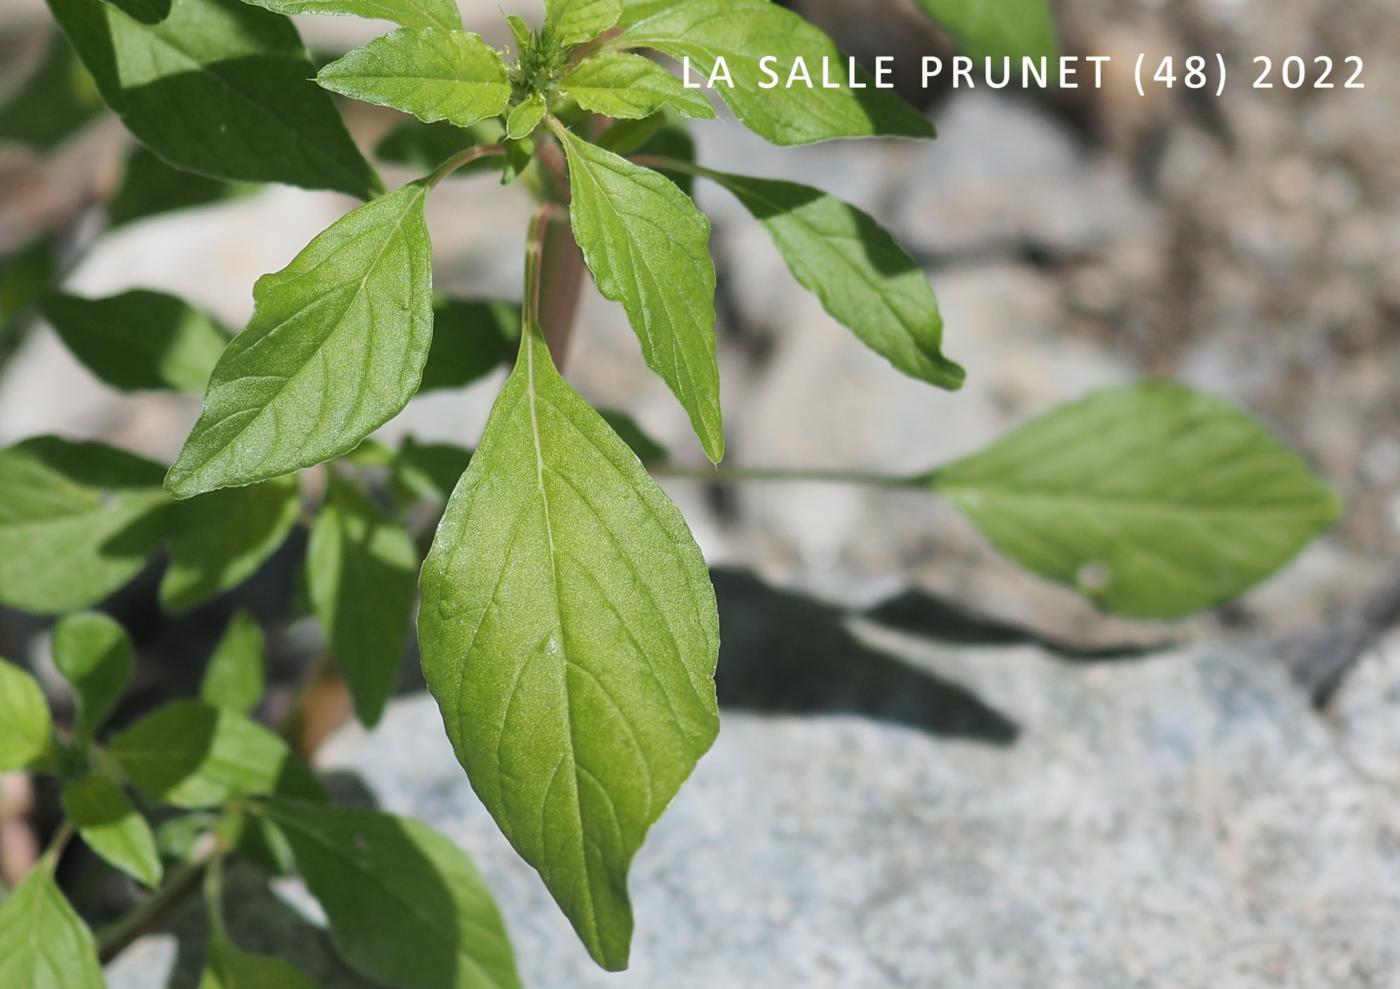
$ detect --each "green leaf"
[52,611,134,739]
[1,238,58,336]
[618,0,934,146]
[544,0,622,45]
[108,0,173,23]
[0,865,104,989]
[200,611,266,714]
[0,659,52,772]
[166,182,433,498]
[235,0,461,31]
[373,118,504,174]
[41,289,229,393]
[108,146,245,230]
[160,476,301,612]
[419,330,720,970]
[307,477,416,727]
[110,700,323,808]
[198,937,323,989]
[504,95,546,141]
[61,774,163,887]
[616,0,677,26]
[928,382,1341,619]
[699,169,963,390]
[0,33,104,151]
[596,112,695,194]
[264,800,522,989]
[48,0,381,198]
[392,438,471,504]
[0,437,169,615]
[560,51,713,120]
[419,298,519,393]
[554,125,724,461]
[915,0,1058,60]
[316,28,510,128]
[598,409,666,465]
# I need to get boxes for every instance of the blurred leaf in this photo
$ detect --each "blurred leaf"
[418,298,519,393]
[545,0,621,45]
[166,183,433,498]
[0,32,103,151]
[928,382,1341,618]
[1,238,58,334]
[48,0,381,197]
[307,477,416,727]
[160,476,301,613]
[0,865,104,988]
[265,800,522,989]
[42,289,229,393]
[62,774,163,887]
[418,331,719,970]
[107,0,173,23]
[373,118,503,174]
[235,0,461,30]
[0,658,52,772]
[0,437,169,615]
[560,51,713,120]
[556,126,723,461]
[619,0,934,146]
[598,409,666,465]
[915,0,1058,60]
[200,611,266,714]
[110,700,323,808]
[198,938,323,989]
[108,147,245,230]
[317,28,510,128]
[392,438,471,504]
[52,611,134,738]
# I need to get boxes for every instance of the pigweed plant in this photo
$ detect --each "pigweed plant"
[0,0,1338,983]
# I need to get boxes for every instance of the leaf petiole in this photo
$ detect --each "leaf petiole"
[425,143,507,188]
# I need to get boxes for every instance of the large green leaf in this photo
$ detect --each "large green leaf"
[698,169,963,390]
[317,28,511,128]
[42,289,229,393]
[265,801,522,989]
[160,476,301,612]
[0,33,104,151]
[61,774,163,887]
[617,0,934,146]
[0,438,169,614]
[198,938,323,989]
[52,611,134,739]
[47,0,379,197]
[915,0,1058,60]
[200,611,266,714]
[307,476,416,727]
[0,865,104,989]
[110,700,323,808]
[544,0,621,45]
[166,183,433,498]
[419,330,720,970]
[559,51,714,120]
[236,0,461,31]
[928,382,1341,618]
[555,126,723,461]
[0,659,52,772]
[418,298,518,393]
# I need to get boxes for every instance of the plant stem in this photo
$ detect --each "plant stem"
[97,840,218,963]
[39,821,74,872]
[425,144,506,188]
[650,464,919,488]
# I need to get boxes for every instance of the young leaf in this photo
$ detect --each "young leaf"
[0,659,52,772]
[307,477,416,727]
[110,700,323,808]
[166,183,433,498]
[52,611,134,739]
[160,476,301,613]
[915,0,1058,61]
[618,0,935,146]
[47,0,381,198]
[0,438,169,615]
[264,800,522,989]
[560,51,714,120]
[42,289,229,394]
[505,95,546,141]
[554,125,724,461]
[928,382,1342,619]
[545,0,622,46]
[198,938,323,989]
[236,0,461,31]
[61,774,164,887]
[697,169,964,390]
[418,298,519,393]
[0,33,103,152]
[419,330,720,970]
[200,611,267,715]
[108,147,244,231]
[317,28,511,128]
[0,865,104,989]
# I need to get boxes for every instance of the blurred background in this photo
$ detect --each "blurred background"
[1,0,1398,985]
